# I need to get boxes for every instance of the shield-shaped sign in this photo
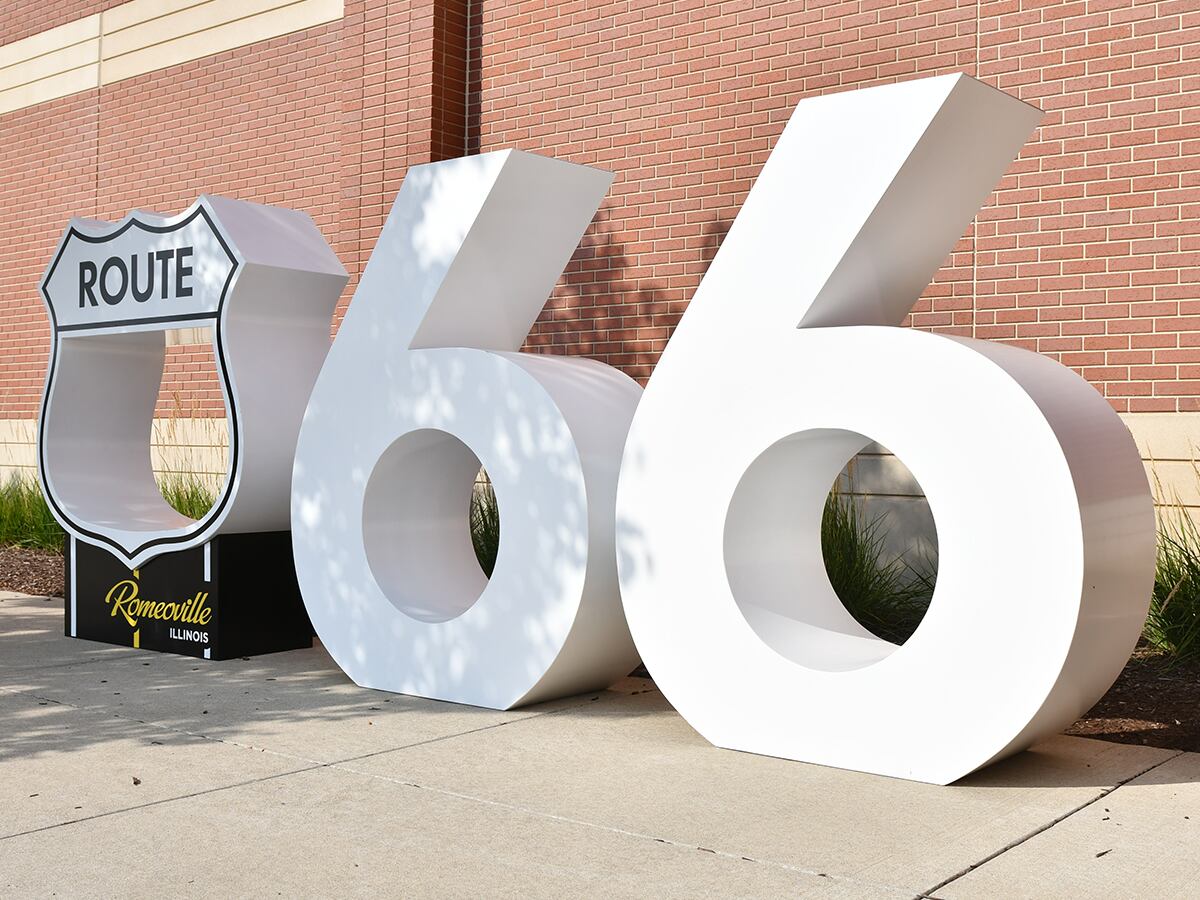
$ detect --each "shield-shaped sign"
[38,196,347,569]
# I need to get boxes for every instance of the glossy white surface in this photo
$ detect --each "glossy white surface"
[292,150,642,709]
[615,74,1156,783]
[37,196,347,568]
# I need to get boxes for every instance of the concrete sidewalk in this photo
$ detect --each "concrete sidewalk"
[1,591,1197,898]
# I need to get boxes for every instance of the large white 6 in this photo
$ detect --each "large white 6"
[293,151,641,709]
[616,75,1156,783]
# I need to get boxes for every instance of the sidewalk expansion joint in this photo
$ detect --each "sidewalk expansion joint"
[918,748,1186,898]
[330,759,915,897]
[0,765,323,843]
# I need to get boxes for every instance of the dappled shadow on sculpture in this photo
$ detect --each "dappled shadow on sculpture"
[291,150,641,710]
[614,74,1156,785]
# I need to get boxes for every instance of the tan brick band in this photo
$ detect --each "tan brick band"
[2,1,1197,436]
[0,417,228,492]
[0,0,343,115]
[1,413,1197,516]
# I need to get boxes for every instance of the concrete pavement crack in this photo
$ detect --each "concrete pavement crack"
[330,759,918,896]
[0,764,323,843]
[918,749,1186,898]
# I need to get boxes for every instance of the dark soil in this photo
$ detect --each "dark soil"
[2,545,1198,752]
[0,545,64,598]
[1067,645,1200,753]
[637,651,1200,754]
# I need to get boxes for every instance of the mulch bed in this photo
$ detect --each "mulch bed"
[2,544,1197,753]
[1067,646,1200,753]
[0,545,64,598]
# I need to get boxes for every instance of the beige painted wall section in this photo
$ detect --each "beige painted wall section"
[0,16,101,115]
[148,416,229,491]
[838,445,939,570]
[0,0,343,116]
[1119,413,1200,507]
[0,420,38,479]
[1,412,1197,538]
[833,414,1200,510]
[0,417,228,492]
[841,413,1200,567]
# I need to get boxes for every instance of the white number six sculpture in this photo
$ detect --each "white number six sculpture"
[292,152,641,708]
[615,74,1156,783]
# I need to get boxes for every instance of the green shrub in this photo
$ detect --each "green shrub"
[0,475,64,551]
[0,472,218,554]
[157,472,217,520]
[466,474,936,641]
[1146,506,1200,665]
[470,474,500,578]
[16,455,1196,666]
[821,487,935,645]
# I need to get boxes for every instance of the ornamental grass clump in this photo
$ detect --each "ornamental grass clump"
[0,471,218,554]
[0,474,64,551]
[470,472,500,578]
[157,472,217,521]
[465,471,938,640]
[1146,505,1200,666]
[820,485,936,645]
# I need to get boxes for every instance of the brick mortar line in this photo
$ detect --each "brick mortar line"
[99,0,327,69]
[919,748,1187,897]
[93,14,101,222]
[463,0,472,153]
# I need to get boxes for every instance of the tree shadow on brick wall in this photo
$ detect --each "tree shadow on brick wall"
[528,208,732,385]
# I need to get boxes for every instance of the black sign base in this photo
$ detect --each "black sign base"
[65,532,314,660]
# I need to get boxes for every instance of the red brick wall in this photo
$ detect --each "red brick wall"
[97,25,345,416]
[1,0,1197,418]
[478,0,980,383]
[0,1,462,420]
[479,0,1199,410]
[975,0,1200,413]
[0,90,98,418]
[2,3,112,45]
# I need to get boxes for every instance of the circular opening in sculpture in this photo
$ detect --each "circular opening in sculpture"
[153,327,226,522]
[362,429,499,624]
[723,429,938,673]
[42,328,231,535]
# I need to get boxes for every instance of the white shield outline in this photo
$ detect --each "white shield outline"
[37,195,346,569]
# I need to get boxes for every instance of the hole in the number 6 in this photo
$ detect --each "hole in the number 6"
[724,429,938,673]
[362,429,500,624]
